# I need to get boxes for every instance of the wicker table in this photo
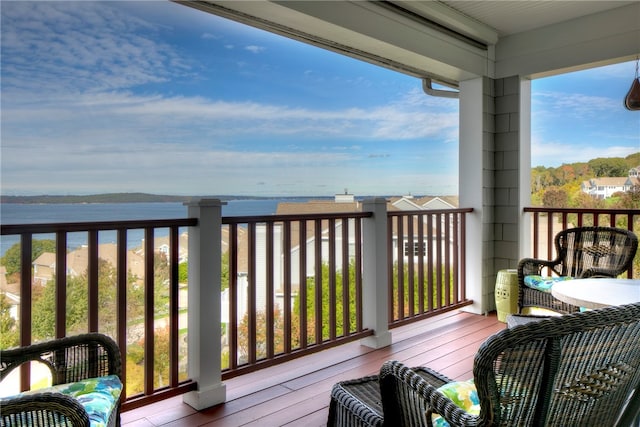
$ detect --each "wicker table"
[328,366,453,427]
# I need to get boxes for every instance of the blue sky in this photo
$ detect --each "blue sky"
[1,1,638,197]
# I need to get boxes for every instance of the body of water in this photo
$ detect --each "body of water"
[0,199,305,257]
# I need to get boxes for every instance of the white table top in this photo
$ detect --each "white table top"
[551,278,640,309]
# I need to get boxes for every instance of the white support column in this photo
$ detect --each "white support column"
[360,198,392,349]
[459,77,489,315]
[519,79,532,260]
[183,198,227,410]
[460,74,526,315]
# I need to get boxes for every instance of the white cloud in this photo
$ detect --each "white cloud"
[531,140,639,167]
[201,32,220,40]
[579,61,637,80]
[533,91,619,118]
[0,1,460,197]
[245,45,266,54]
[2,77,460,195]
[1,2,190,95]
[3,85,458,145]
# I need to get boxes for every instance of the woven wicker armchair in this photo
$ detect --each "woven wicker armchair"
[329,302,640,426]
[0,333,123,427]
[517,226,638,314]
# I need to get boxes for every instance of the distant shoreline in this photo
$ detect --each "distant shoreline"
[0,193,339,204]
[0,193,441,204]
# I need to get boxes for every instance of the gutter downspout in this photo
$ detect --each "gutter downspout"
[422,78,459,98]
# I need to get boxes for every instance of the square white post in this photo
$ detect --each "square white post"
[459,77,487,314]
[360,198,392,348]
[183,198,227,410]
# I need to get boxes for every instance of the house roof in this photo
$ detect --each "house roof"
[63,244,146,279]
[276,200,362,215]
[415,196,459,209]
[588,177,630,186]
[33,252,57,268]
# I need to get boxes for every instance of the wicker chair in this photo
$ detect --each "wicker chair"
[517,226,638,315]
[0,333,123,427]
[328,302,640,426]
[329,367,454,426]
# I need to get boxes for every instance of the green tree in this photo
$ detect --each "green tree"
[153,252,171,318]
[237,307,285,364]
[588,157,628,177]
[294,261,357,343]
[0,292,19,349]
[31,276,56,340]
[617,186,640,209]
[221,251,229,291]
[1,239,57,276]
[390,261,457,320]
[126,325,180,392]
[178,262,188,283]
[542,187,568,208]
[624,152,640,167]
[30,258,147,340]
[528,154,639,207]
[570,192,605,209]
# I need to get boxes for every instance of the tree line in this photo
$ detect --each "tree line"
[531,153,640,208]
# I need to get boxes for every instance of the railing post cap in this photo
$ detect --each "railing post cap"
[184,198,228,207]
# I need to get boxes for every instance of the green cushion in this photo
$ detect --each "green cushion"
[524,275,573,293]
[431,379,480,427]
[18,375,122,427]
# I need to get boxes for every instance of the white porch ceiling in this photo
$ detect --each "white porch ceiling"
[438,1,635,38]
[178,1,640,83]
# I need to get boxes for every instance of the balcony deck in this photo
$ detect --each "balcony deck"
[122,309,503,427]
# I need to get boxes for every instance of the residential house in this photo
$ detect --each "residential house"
[627,165,640,192]
[32,243,146,285]
[154,232,190,264]
[581,166,640,199]
[0,266,19,321]
[33,252,57,285]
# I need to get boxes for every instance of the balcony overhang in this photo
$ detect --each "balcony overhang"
[495,2,640,79]
[176,0,491,87]
[176,1,640,84]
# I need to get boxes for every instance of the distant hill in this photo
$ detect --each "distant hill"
[1,193,430,204]
[0,193,271,204]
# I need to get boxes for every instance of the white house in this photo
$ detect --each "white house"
[581,166,640,199]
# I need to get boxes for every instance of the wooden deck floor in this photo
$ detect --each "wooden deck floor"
[121,310,504,427]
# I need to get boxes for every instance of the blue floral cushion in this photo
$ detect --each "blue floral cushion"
[523,275,573,293]
[431,380,480,427]
[19,375,122,427]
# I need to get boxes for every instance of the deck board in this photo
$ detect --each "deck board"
[121,310,503,427]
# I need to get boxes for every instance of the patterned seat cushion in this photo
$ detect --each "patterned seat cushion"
[523,275,573,293]
[17,375,122,427]
[431,379,480,427]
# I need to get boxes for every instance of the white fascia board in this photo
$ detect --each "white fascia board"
[495,2,640,79]
[181,0,490,83]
